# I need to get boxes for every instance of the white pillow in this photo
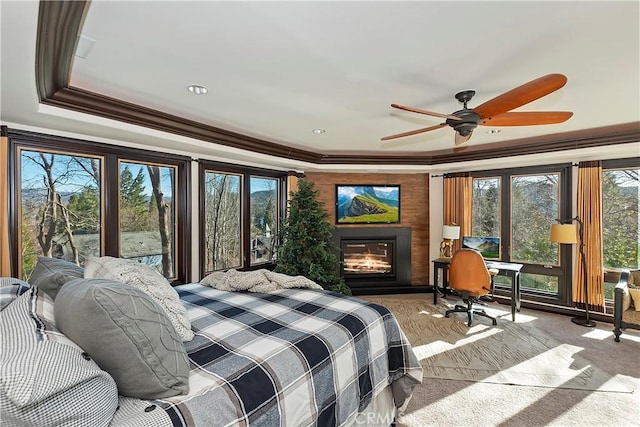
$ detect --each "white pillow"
[84,256,194,341]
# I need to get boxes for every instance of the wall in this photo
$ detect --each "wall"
[304,172,430,286]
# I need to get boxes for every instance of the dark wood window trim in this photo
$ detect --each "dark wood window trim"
[198,160,288,279]
[471,164,573,306]
[7,128,192,284]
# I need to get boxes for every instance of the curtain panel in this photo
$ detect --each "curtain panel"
[1,134,11,276]
[443,172,472,253]
[575,161,605,312]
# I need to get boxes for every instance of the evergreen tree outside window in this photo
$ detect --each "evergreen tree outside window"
[118,161,176,278]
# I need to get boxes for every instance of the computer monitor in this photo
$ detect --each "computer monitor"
[462,236,500,259]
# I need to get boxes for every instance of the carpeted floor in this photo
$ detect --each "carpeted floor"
[359,293,640,427]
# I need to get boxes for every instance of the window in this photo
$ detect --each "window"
[18,148,102,279]
[472,177,501,237]
[250,176,279,265]
[203,170,242,271]
[471,165,572,304]
[602,161,639,299]
[200,162,285,276]
[10,130,190,283]
[510,173,560,267]
[119,161,177,278]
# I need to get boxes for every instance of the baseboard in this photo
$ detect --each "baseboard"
[351,285,432,296]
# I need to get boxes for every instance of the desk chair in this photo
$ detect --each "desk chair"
[445,249,499,326]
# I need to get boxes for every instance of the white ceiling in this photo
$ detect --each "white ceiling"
[1,1,639,172]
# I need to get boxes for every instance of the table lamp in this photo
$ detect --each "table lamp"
[549,217,595,327]
[440,224,460,258]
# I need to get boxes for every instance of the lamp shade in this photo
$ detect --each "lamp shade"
[549,223,577,244]
[442,225,461,240]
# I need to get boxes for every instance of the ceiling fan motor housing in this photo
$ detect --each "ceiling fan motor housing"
[447,109,481,136]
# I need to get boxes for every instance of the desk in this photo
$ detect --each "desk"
[432,257,523,321]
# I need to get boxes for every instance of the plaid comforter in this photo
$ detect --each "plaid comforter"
[152,283,422,427]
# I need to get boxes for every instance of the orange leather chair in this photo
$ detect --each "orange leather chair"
[445,249,499,326]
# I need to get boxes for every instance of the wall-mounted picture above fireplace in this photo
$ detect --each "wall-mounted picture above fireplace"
[335,185,400,224]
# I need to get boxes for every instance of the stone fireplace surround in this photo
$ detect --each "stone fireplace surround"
[332,227,412,295]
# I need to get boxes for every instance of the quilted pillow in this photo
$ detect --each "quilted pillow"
[28,256,84,300]
[54,278,190,399]
[0,288,118,427]
[84,256,194,341]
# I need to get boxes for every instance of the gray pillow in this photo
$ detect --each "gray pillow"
[29,256,83,300]
[84,256,194,342]
[54,278,190,399]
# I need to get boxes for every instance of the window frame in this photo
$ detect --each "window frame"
[8,129,192,284]
[198,160,287,278]
[601,157,640,290]
[471,163,573,306]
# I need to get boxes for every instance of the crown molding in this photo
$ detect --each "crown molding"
[35,1,640,166]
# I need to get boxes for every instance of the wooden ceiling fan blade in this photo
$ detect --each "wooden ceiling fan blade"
[455,130,473,145]
[381,123,446,141]
[472,74,568,119]
[391,104,462,121]
[481,111,573,126]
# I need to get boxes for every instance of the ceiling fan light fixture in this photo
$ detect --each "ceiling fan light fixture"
[312,128,326,134]
[453,123,477,136]
[187,85,208,95]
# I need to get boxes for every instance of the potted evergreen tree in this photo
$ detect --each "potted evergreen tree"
[275,179,351,295]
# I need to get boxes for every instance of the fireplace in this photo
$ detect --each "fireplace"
[332,227,411,292]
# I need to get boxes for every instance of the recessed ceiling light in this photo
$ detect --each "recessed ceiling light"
[487,129,501,134]
[187,85,208,95]
[312,128,326,134]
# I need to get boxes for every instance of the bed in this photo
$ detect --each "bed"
[0,257,422,427]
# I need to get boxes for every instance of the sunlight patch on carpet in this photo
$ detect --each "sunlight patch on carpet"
[361,295,632,393]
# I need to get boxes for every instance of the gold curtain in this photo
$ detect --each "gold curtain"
[575,161,604,312]
[286,172,303,205]
[443,172,472,253]
[0,135,12,276]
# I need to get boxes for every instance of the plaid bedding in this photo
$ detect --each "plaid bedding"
[152,283,422,427]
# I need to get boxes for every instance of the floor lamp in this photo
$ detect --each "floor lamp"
[549,217,596,327]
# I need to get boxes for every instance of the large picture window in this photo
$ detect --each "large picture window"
[472,177,501,237]
[250,176,279,265]
[602,160,639,300]
[203,170,243,271]
[119,161,177,278]
[18,148,102,279]
[10,130,190,283]
[200,162,285,276]
[471,165,572,303]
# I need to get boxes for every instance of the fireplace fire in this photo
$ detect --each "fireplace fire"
[342,241,394,275]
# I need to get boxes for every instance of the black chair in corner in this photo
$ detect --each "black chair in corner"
[445,249,499,327]
[613,269,640,342]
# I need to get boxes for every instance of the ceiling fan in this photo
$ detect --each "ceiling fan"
[382,73,573,145]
